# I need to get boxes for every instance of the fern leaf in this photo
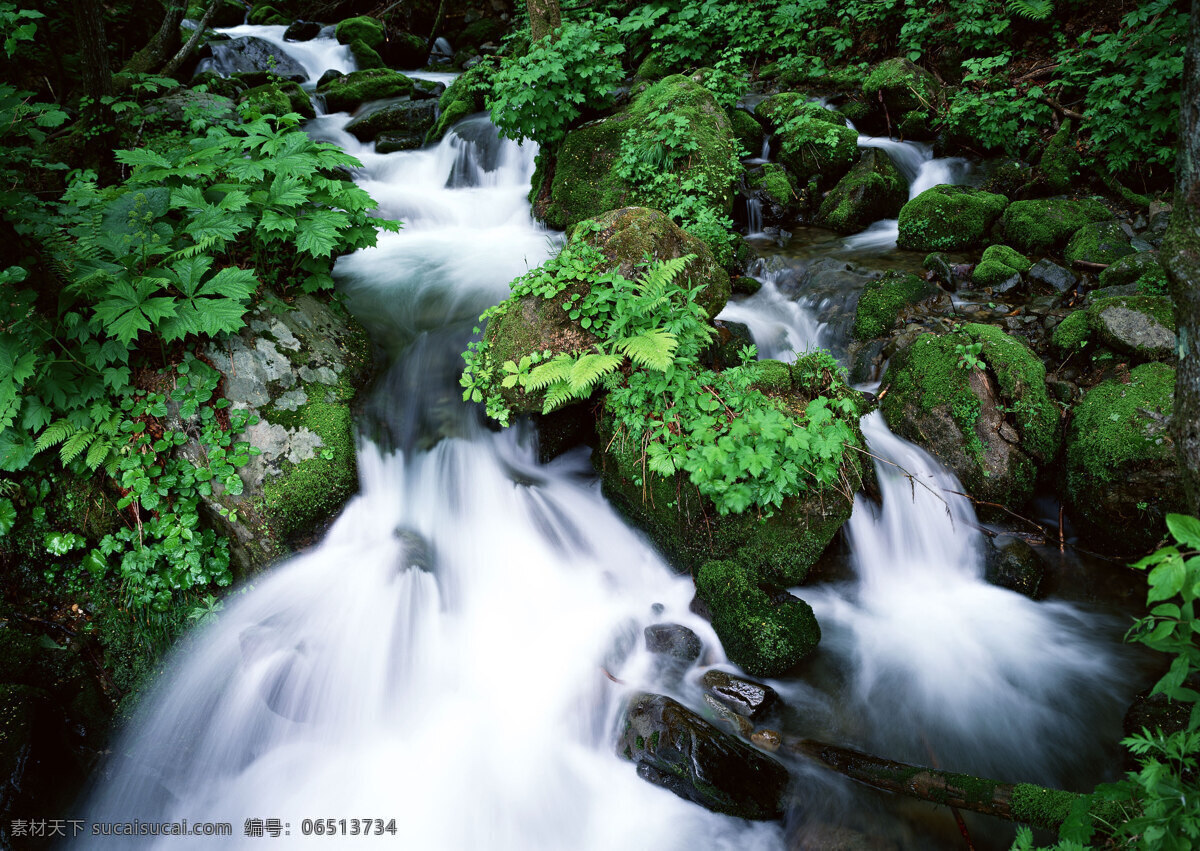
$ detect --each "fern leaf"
[60,430,95,465]
[1007,0,1053,19]
[34,419,75,453]
[85,437,111,471]
[541,381,579,414]
[524,356,576,392]
[567,353,621,393]
[615,330,678,371]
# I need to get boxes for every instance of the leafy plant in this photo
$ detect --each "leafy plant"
[955,341,985,371]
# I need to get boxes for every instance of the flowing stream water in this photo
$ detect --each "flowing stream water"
[81,31,1133,848]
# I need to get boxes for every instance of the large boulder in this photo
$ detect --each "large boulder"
[1087,295,1176,361]
[335,15,385,50]
[743,163,799,228]
[860,58,941,138]
[344,97,437,142]
[618,692,789,820]
[426,61,496,144]
[881,324,1060,508]
[240,80,315,119]
[1064,362,1184,553]
[1000,198,1113,255]
[816,148,907,233]
[696,560,820,677]
[852,271,936,340]
[754,96,857,188]
[597,353,865,585]
[535,75,738,249]
[191,294,374,572]
[1063,220,1135,266]
[897,185,1009,251]
[1098,252,1169,296]
[317,69,415,113]
[196,37,308,82]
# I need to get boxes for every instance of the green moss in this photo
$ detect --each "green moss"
[426,62,495,144]
[817,148,907,233]
[635,53,670,81]
[745,163,794,207]
[853,271,934,339]
[897,185,1009,251]
[972,246,1030,289]
[694,560,820,677]
[756,99,857,187]
[1085,294,1176,360]
[317,69,415,113]
[1099,252,1167,292]
[335,15,385,50]
[981,244,1033,273]
[1009,784,1082,832]
[248,4,289,25]
[1064,220,1135,266]
[728,108,764,157]
[862,58,938,115]
[1039,119,1080,193]
[348,38,386,70]
[1000,198,1113,254]
[1051,310,1092,352]
[241,80,314,119]
[747,359,792,394]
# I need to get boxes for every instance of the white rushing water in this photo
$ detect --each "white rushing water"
[82,30,1128,848]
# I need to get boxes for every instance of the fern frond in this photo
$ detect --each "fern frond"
[1007,0,1053,19]
[60,429,95,465]
[84,437,111,471]
[34,419,75,453]
[542,381,580,414]
[524,355,577,392]
[566,353,621,393]
[639,254,694,294]
[615,330,678,371]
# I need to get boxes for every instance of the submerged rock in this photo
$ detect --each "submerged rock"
[881,324,1060,508]
[1064,362,1184,553]
[345,97,437,142]
[618,692,789,820]
[897,185,1009,251]
[984,535,1044,598]
[644,623,703,666]
[283,20,321,41]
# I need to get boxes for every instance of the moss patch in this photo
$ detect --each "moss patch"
[695,560,820,677]
[1064,220,1135,266]
[816,148,906,233]
[240,80,315,119]
[897,185,1009,251]
[1000,198,1113,255]
[972,244,1032,289]
[728,108,764,156]
[349,39,386,70]
[318,69,415,113]
[1099,252,1169,296]
[426,61,495,144]
[853,271,935,339]
[756,97,857,187]
[1051,309,1092,352]
[746,162,794,207]
[335,15,385,50]
[862,58,939,116]
[1039,119,1080,193]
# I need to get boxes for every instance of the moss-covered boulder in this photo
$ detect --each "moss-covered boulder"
[317,69,415,113]
[728,108,764,156]
[745,163,794,208]
[1039,120,1080,193]
[597,353,865,585]
[1087,295,1176,361]
[852,271,936,339]
[1000,198,1113,255]
[695,560,821,677]
[335,15,385,50]
[755,96,856,187]
[344,97,437,142]
[634,53,671,81]
[480,208,730,417]
[618,692,789,819]
[881,324,1060,507]
[1064,362,1184,553]
[897,185,1009,251]
[536,75,737,247]
[972,244,1032,289]
[194,294,374,572]
[426,61,495,144]
[816,148,907,233]
[861,58,940,138]
[348,38,386,70]
[1098,252,1169,296]
[247,3,288,25]
[1051,310,1091,353]
[240,79,314,119]
[1064,220,1135,266]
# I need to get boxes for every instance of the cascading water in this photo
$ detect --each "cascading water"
[81,28,1132,849]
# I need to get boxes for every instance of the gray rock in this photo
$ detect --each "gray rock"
[1093,305,1175,359]
[699,669,779,720]
[991,272,1022,295]
[299,365,339,385]
[376,132,425,154]
[284,20,321,42]
[984,535,1044,597]
[255,339,295,387]
[644,623,703,664]
[243,420,290,460]
[197,37,308,82]
[702,693,753,737]
[286,428,325,464]
[1028,259,1077,294]
[274,389,309,411]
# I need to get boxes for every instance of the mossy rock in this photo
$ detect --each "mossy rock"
[1051,310,1091,353]
[1039,119,1080,193]
[248,4,289,25]
[1064,362,1184,553]
[1086,295,1176,361]
[695,560,821,677]
[349,38,386,70]
[861,58,940,138]
[344,97,436,142]
[728,108,764,156]
[596,353,865,585]
[538,75,738,259]
[972,244,1032,289]
[816,148,907,233]
[881,324,1060,508]
[755,97,856,188]
[317,69,415,113]
[745,162,794,208]
[188,0,246,28]
[426,60,495,144]
[1099,252,1169,297]
[852,271,935,340]
[1000,198,1113,255]
[1064,220,1135,266]
[897,185,1009,251]
[335,15,385,50]
[240,79,314,119]
[635,53,671,81]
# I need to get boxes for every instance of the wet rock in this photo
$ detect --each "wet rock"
[728,107,764,156]
[1064,362,1185,554]
[1145,210,1171,247]
[816,148,907,233]
[852,271,935,340]
[334,15,385,50]
[644,623,703,665]
[972,244,1032,290]
[1089,296,1176,361]
[743,163,798,228]
[283,20,321,41]
[881,324,1060,508]
[751,729,782,752]
[1097,252,1169,296]
[1028,259,1077,294]
[316,69,342,89]
[702,693,754,737]
[897,185,1009,251]
[859,58,941,138]
[382,31,430,68]
[619,693,789,820]
[412,79,446,100]
[923,252,954,289]
[375,132,425,153]
[756,95,857,188]
[984,535,1044,597]
[197,37,307,82]
[318,69,416,113]
[345,98,438,142]
[699,670,779,719]
[732,276,762,296]
[240,80,315,119]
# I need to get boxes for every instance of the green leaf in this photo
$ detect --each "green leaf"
[1167,513,1200,550]
[0,498,15,536]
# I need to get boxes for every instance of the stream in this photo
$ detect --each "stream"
[80,29,1136,849]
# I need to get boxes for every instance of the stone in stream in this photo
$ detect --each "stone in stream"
[375,132,425,154]
[1000,198,1113,255]
[897,185,1009,252]
[699,670,779,720]
[755,95,857,188]
[1064,220,1136,266]
[283,20,322,42]
[816,147,907,234]
[972,244,1032,291]
[196,37,308,82]
[618,693,789,820]
[852,271,936,340]
[1087,295,1176,361]
[318,69,416,114]
[644,623,703,665]
[983,535,1044,598]
[1027,259,1077,294]
[345,98,438,143]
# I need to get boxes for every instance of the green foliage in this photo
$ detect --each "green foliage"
[488,21,625,147]
[955,341,985,371]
